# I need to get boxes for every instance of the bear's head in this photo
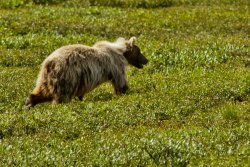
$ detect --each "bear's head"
[120,37,148,69]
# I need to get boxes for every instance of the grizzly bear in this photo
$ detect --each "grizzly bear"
[25,37,148,107]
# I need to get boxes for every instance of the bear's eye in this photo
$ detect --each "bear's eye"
[133,46,140,54]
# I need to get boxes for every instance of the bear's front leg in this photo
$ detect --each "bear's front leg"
[78,96,83,101]
[120,84,128,94]
[111,76,129,95]
[114,84,129,95]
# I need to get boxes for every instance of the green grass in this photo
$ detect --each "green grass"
[0,0,250,166]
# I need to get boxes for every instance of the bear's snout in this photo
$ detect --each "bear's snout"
[137,54,148,68]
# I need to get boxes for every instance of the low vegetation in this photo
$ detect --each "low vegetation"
[0,0,249,166]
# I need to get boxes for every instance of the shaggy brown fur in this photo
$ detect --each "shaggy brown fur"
[25,37,148,107]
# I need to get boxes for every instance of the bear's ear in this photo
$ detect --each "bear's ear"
[128,37,136,47]
[116,37,126,43]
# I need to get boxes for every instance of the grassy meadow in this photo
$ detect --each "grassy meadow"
[0,0,250,166]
